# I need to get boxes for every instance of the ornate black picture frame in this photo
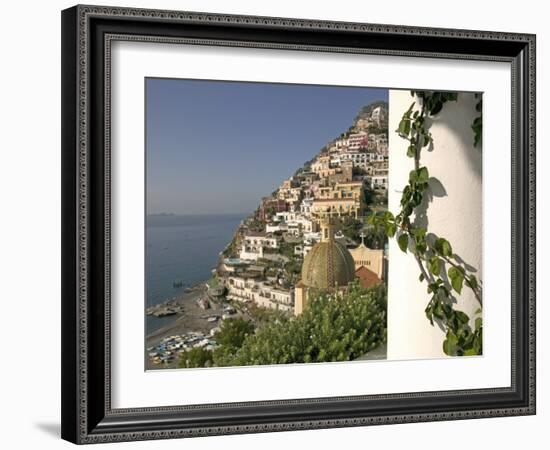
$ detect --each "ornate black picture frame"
[61,4,536,444]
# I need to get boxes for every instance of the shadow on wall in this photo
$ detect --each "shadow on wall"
[387,89,483,359]
[412,175,447,231]
[413,91,482,231]
[424,93,482,180]
[411,91,482,275]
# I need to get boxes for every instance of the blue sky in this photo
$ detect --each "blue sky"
[146,78,388,215]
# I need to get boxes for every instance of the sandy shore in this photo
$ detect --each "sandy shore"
[145,283,227,370]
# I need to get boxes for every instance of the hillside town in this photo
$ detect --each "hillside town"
[215,101,389,314]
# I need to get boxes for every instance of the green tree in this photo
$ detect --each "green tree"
[339,216,363,242]
[212,318,255,366]
[363,225,387,250]
[178,347,214,369]
[215,317,255,348]
[283,256,302,285]
[247,303,288,326]
[222,237,238,258]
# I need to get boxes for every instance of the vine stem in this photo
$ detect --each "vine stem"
[414,254,433,284]
[414,96,426,171]
[410,97,432,292]
[440,255,483,306]
[390,91,483,355]
[412,95,482,308]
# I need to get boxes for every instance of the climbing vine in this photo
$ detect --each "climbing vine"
[472,93,483,147]
[369,91,483,356]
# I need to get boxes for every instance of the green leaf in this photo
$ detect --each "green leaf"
[448,267,464,294]
[403,119,411,135]
[475,317,482,331]
[411,190,422,206]
[445,92,458,102]
[396,120,405,134]
[441,301,452,317]
[430,101,443,115]
[404,102,415,116]
[455,310,470,324]
[419,273,425,282]
[442,331,459,356]
[472,116,482,147]
[417,167,429,184]
[427,281,440,294]
[397,233,409,253]
[442,240,452,257]
[442,340,451,355]
[407,145,416,157]
[435,238,453,257]
[428,257,441,276]
[433,301,444,320]
[465,275,478,290]
[422,131,432,147]
[397,116,411,137]
[415,240,427,254]
[448,266,458,279]
[385,222,397,238]
[412,227,427,240]
[424,303,434,325]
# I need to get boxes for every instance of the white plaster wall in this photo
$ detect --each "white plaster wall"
[387,90,482,359]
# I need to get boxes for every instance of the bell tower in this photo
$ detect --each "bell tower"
[319,216,336,242]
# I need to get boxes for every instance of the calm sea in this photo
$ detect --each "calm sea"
[146,213,246,333]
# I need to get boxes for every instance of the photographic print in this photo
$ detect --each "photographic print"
[144,78,483,370]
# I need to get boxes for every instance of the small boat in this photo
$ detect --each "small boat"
[152,308,177,317]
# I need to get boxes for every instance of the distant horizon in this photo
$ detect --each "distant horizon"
[146,78,388,215]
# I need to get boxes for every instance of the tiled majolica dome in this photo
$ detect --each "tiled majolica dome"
[301,219,355,290]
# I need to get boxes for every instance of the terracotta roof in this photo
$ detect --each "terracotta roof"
[355,266,382,289]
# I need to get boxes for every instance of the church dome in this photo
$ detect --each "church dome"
[301,219,356,290]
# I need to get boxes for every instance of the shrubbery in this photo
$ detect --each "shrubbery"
[178,347,214,368]
[228,282,386,365]
[178,282,387,368]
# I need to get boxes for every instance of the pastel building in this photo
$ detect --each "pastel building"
[311,198,361,218]
[226,276,294,312]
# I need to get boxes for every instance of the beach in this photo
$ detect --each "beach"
[146,284,210,369]
[145,282,247,370]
